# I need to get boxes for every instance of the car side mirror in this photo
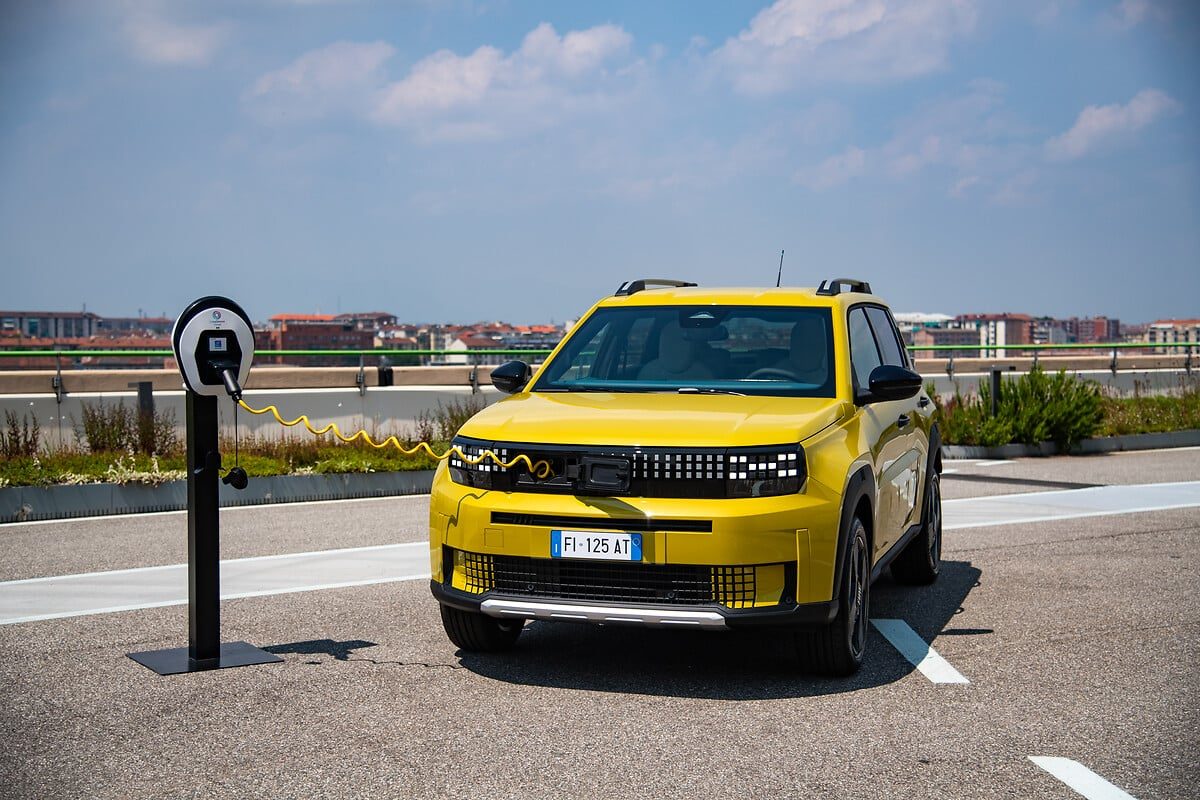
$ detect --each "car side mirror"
[491,360,532,394]
[862,364,923,403]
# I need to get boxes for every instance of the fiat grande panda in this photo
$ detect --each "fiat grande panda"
[429,278,942,675]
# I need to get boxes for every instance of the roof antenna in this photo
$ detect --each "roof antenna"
[775,249,785,287]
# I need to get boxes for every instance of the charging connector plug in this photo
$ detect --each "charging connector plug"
[219,366,243,401]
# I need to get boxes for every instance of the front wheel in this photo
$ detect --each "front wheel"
[439,604,524,652]
[891,470,942,585]
[796,515,869,676]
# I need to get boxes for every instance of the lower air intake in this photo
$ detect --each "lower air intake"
[454,550,783,609]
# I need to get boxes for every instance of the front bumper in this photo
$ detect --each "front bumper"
[431,581,838,629]
[428,464,844,609]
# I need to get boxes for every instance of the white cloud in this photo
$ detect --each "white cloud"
[372,22,634,138]
[124,10,229,66]
[1103,0,1168,29]
[245,41,396,120]
[712,0,977,94]
[1045,88,1181,160]
[246,23,636,140]
[794,146,866,189]
[792,81,1044,201]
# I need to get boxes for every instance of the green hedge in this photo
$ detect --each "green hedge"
[938,368,1199,448]
[938,366,1103,448]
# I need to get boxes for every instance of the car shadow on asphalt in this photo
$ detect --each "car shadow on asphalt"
[455,559,983,699]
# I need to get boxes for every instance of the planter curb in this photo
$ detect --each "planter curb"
[1,470,435,524]
[943,429,1200,460]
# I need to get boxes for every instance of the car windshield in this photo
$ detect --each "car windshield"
[533,305,836,397]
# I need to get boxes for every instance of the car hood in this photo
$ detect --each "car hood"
[459,392,850,448]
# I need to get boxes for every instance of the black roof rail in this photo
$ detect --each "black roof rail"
[614,278,698,296]
[815,278,873,296]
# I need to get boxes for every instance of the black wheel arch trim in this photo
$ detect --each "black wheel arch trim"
[830,464,875,606]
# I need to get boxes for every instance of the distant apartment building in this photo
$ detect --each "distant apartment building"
[1032,317,1070,346]
[267,314,375,366]
[96,316,174,336]
[954,313,1033,357]
[1145,319,1200,354]
[335,312,398,331]
[910,327,981,358]
[0,310,99,339]
[1064,316,1121,344]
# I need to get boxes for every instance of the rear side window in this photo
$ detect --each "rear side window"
[865,306,908,368]
[848,308,881,390]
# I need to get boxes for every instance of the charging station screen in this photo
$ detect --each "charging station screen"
[209,337,228,353]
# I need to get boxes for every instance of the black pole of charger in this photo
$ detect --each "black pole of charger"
[127,297,281,675]
[187,391,221,663]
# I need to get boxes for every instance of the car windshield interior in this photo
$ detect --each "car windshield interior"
[534,305,836,397]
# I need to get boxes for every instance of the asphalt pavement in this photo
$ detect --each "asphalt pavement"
[0,448,1197,799]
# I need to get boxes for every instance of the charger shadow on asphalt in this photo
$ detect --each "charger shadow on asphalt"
[264,638,379,661]
[455,560,983,700]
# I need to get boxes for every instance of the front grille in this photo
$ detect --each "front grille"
[450,437,805,499]
[453,549,786,609]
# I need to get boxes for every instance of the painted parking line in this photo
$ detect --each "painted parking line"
[943,481,1200,530]
[870,619,969,684]
[1028,757,1137,799]
[0,542,431,625]
[4,480,1200,625]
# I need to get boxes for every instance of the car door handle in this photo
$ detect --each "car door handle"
[897,414,911,429]
[918,396,930,408]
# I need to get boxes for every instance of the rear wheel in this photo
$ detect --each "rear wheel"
[439,604,524,652]
[796,515,869,676]
[891,470,942,585]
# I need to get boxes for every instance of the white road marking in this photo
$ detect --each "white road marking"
[1028,757,1137,799]
[870,619,969,684]
[971,459,1014,467]
[4,480,1200,625]
[0,542,430,625]
[943,481,1200,530]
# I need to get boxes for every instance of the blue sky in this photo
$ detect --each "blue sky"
[1,0,1197,324]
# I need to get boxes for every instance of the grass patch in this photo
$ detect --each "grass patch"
[1098,378,1200,436]
[0,395,486,488]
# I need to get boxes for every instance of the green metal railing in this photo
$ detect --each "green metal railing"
[0,342,1194,359]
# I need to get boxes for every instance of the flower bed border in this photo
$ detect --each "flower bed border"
[1,470,434,524]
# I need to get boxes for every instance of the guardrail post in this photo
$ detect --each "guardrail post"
[51,358,66,404]
[126,381,155,454]
[1110,347,1118,375]
[990,368,1002,417]
[469,366,479,394]
[356,356,367,397]
[946,354,954,379]
[1186,346,1193,376]
[377,356,394,387]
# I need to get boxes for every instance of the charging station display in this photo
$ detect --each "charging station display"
[171,299,255,398]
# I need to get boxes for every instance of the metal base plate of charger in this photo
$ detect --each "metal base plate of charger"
[127,641,282,676]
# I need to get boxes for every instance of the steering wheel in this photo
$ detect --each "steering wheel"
[746,367,801,382]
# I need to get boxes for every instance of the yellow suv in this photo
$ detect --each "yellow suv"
[429,278,942,675]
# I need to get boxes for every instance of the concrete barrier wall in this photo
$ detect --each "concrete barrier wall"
[0,359,1193,450]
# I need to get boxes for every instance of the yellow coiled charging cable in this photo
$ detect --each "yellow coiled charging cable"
[236,398,553,479]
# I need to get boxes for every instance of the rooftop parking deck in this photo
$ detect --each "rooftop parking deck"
[1,447,1198,799]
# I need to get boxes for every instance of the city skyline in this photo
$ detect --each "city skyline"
[2,2,1198,323]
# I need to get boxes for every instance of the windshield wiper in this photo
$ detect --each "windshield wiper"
[678,387,746,396]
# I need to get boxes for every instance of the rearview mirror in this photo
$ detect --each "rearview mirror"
[863,364,922,403]
[491,360,532,394]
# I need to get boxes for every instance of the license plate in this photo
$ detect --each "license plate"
[551,530,642,562]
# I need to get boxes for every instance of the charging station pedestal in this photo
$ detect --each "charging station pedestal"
[128,296,282,675]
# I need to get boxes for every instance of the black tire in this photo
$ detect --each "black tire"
[796,515,870,676]
[439,604,524,652]
[891,470,942,585]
